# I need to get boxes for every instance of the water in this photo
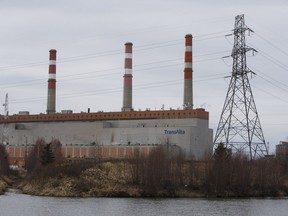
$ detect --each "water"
[0,189,287,216]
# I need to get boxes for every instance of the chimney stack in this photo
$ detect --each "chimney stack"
[122,42,133,112]
[47,49,57,114]
[183,34,193,110]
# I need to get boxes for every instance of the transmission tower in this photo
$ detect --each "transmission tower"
[2,93,9,145]
[213,14,268,159]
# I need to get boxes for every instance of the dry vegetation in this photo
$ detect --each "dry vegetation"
[1,140,288,197]
[0,178,9,195]
[18,140,288,197]
[0,144,10,194]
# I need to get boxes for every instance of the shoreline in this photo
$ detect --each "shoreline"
[1,175,288,199]
[2,177,288,201]
[2,156,288,199]
[17,176,288,198]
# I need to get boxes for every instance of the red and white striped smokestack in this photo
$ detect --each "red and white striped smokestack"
[47,49,57,114]
[183,34,193,110]
[122,42,133,112]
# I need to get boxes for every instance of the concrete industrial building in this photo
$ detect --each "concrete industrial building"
[0,34,213,165]
[276,141,288,161]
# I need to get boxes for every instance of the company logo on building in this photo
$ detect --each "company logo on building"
[164,129,185,135]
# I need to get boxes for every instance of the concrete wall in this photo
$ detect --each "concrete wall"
[1,118,212,160]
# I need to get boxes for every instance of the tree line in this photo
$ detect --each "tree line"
[1,140,288,197]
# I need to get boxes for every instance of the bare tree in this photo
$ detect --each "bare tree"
[229,152,251,196]
[51,139,64,164]
[205,143,232,196]
[139,147,178,196]
[26,138,45,172]
[252,158,283,196]
[129,147,141,184]
[26,138,64,172]
[0,144,9,175]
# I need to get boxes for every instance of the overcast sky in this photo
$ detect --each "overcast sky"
[0,0,287,152]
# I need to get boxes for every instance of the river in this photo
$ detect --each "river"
[0,189,287,216]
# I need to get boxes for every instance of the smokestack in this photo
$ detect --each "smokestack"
[47,49,57,114]
[122,42,133,112]
[183,34,193,110]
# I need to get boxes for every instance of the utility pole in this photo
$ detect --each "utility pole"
[213,14,268,159]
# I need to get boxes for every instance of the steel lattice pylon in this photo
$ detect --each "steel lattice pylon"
[213,14,268,159]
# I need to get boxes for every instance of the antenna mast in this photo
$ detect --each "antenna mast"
[3,93,8,116]
[213,14,268,159]
[2,93,9,145]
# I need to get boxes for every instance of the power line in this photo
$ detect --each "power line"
[9,72,226,105]
[252,84,288,104]
[248,42,288,72]
[0,30,230,72]
[255,71,288,94]
[254,32,288,57]
[0,50,229,89]
[251,66,288,90]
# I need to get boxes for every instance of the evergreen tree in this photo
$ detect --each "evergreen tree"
[41,143,55,166]
[214,142,231,162]
[206,142,232,196]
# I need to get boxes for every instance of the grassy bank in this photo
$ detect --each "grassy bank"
[0,179,8,195]
[0,176,13,195]
[19,161,205,197]
[16,143,288,198]
[20,162,140,197]
[18,159,288,198]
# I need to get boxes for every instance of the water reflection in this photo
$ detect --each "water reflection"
[0,191,287,216]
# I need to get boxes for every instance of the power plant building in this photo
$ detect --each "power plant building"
[0,34,213,164]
